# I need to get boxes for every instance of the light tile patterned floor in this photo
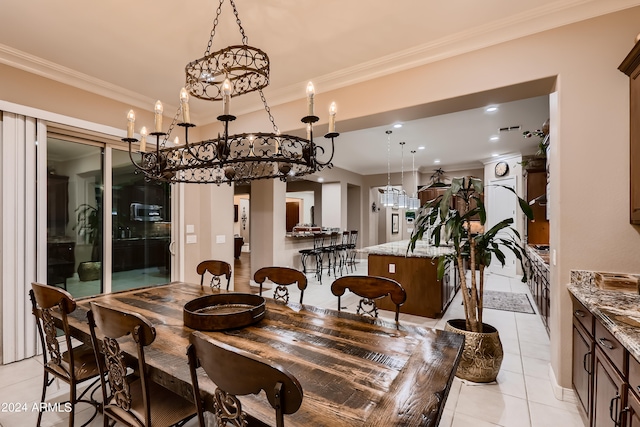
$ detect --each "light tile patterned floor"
[0,257,586,427]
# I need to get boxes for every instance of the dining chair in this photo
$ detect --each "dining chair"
[197,259,232,290]
[87,301,197,427]
[29,283,101,427]
[187,331,304,427]
[330,275,407,322]
[254,266,307,304]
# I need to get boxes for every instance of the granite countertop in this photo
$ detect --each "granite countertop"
[359,240,455,259]
[527,245,550,266]
[569,270,640,361]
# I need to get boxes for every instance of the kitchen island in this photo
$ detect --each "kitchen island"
[360,240,457,318]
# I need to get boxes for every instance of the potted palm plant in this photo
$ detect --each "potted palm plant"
[409,176,533,382]
[73,204,101,281]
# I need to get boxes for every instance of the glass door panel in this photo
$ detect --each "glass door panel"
[46,138,103,298]
[111,149,171,291]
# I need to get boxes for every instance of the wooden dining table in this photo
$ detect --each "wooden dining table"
[64,282,463,427]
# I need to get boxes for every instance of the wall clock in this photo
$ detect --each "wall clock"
[495,161,509,177]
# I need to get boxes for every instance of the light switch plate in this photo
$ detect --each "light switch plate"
[186,224,195,233]
[389,263,396,274]
[216,235,226,244]
[186,235,197,244]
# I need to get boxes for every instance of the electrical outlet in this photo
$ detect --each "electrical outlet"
[389,263,395,274]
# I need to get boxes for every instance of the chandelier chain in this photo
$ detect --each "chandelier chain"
[205,0,225,56]
[162,106,182,146]
[259,89,279,134]
[229,0,249,45]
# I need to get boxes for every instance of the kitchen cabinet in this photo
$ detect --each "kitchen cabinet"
[526,246,550,334]
[418,186,452,208]
[619,40,640,224]
[572,294,633,427]
[593,346,625,427]
[525,169,549,244]
[47,174,69,235]
[368,254,458,318]
[112,238,170,272]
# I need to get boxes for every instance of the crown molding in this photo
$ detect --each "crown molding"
[1,0,639,124]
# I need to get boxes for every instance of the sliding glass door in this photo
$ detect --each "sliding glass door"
[46,138,103,297]
[46,135,172,298]
[111,149,171,291]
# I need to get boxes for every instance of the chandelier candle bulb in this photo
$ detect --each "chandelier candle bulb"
[179,87,190,123]
[328,102,337,133]
[222,78,232,116]
[174,136,180,146]
[126,110,135,138]
[140,126,148,152]
[154,100,163,133]
[306,82,315,116]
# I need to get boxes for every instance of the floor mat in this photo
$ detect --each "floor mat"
[478,290,536,314]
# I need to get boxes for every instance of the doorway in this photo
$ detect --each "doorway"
[487,176,517,278]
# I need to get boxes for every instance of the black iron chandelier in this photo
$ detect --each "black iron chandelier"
[122,0,338,184]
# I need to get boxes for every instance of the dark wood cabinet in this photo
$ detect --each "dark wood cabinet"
[572,294,637,427]
[618,41,640,224]
[112,238,170,272]
[624,390,640,427]
[47,174,69,235]
[573,319,593,417]
[525,169,549,244]
[368,255,458,318]
[527,247,550,334]
[593,346,625,427]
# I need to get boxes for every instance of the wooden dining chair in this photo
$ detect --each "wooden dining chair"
[197,259,232,290]
[330,275,407,322]
[87,302,196,427]
[187,331,304,427]
[254,266,308,304]
[29,282,101,427]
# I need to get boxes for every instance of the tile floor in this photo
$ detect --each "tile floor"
[0,257,586,427]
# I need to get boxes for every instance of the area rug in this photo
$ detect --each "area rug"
[479,290,535,314]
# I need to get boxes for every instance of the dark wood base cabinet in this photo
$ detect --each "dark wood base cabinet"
[570,294,640,427]
[593,347,625,427]
[573,320,593,417]
[368,254,458,318]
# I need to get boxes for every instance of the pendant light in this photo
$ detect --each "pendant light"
[397,141,409,209]
[380,130,398,207]
[409,150,420,210]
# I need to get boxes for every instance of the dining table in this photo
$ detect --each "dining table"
[64,282,464,427]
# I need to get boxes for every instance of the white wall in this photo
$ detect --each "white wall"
[321,182,341,228]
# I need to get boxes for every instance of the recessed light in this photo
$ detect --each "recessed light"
[434,159,441,164]
[491,153,499,157]
[393,123,403,128]
[489,135,499,142]
[485,106,498,113]
[418,146,425,150]
[318,177,324,182]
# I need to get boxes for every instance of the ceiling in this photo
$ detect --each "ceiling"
[2,0,636,175]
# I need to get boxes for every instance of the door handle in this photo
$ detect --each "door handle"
[583,351,592,375]
[598,338,615,350]
[169,241,176,255]
[610,393,621,426]
[574,310,585,318]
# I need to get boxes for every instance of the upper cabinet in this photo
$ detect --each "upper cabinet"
[618,39,640,224]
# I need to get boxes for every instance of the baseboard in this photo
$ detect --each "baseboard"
[549,363,578,404]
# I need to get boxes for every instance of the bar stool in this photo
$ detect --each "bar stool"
[320,231,340,279]
[335,231,351,276]
[345,230,359,273]
[298,233,324,282]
